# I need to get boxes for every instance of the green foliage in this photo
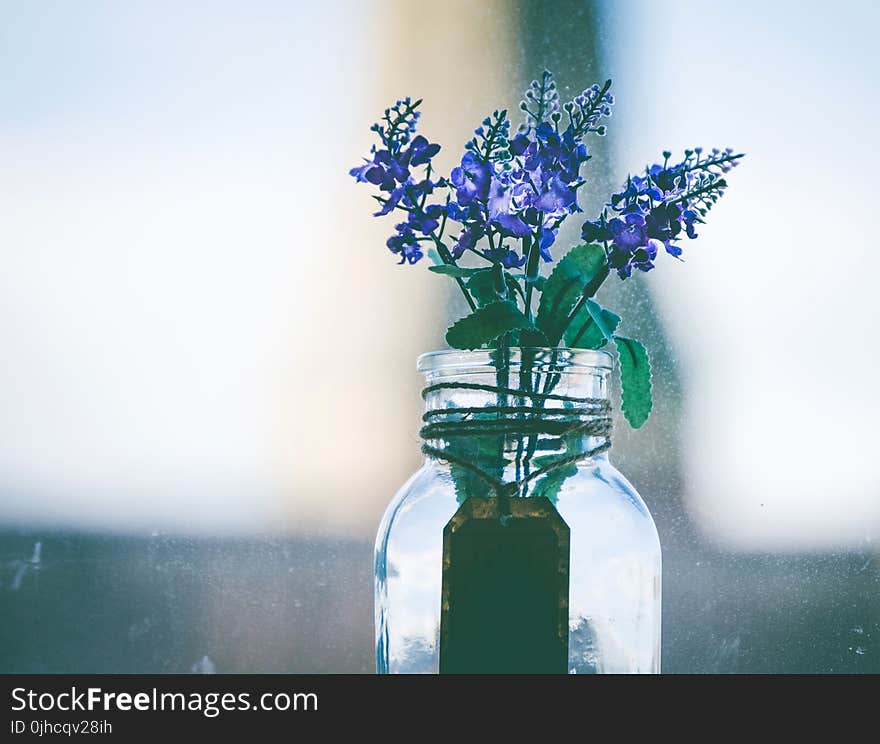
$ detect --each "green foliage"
[428,265,488,278]
[535,244,608,344]
[518,328,551,347]
[613,336,653,428]
[432,239,654,433]
[529,461,578,503]
[446,435,508,503]
[445,301,541,350]
[563,299,620,349]
[527,433,578,501]
[464,268,522,307]
[529,276,546,291]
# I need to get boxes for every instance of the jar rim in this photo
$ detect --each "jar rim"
[417,347,613,373]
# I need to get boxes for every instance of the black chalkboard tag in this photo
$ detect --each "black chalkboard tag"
[439,496,570,674]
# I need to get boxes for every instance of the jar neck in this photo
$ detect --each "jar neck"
[420,351,612,490]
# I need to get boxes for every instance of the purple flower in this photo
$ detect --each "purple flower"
[351,98,447,265]
[607,238,658,279]
[604,214,658,278]
[408,135,440,167]
[408,203,444,235]
[446,200,481,223]
[509,133,530,156]
[372,185,404,216]
[349,161,374,183]
[583,147,743,278]
[486,175,512,220]
[386,223,424,264]
[427,87,596,267]
[349,158,396,192]
[450,152,491,205]
[533,173,578,213]
[493,211,531,238]
[486,244,526,268]
[452,225,483,258]
[538,227,557,262]
[608,213,648,250]
[581,218,610,244]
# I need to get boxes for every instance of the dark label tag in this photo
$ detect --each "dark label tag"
[439,497,570,674]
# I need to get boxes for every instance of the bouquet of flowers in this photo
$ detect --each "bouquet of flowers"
[352,71,741,432]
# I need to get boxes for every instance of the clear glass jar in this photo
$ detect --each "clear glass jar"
[375,348,661,673]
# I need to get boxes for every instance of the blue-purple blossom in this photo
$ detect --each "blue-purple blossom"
[450,152,491,205]
[603,214,659,278]
[351,81,739,287]
[582,147,742,278]
[386,222,423,265]
[519,71,561,131]
[350,97,445,264]
[563,81,614,137]
[443,114,592,263]
[485,244,527,268]
[351,76,611,269]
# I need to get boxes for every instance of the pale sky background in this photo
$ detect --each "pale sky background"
[0,0,877,550]
[0,0,509,535]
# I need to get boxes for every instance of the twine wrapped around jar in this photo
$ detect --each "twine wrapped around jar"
[419,380,612,504]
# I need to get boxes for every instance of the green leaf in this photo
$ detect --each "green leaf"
[536,244,608,344]
[465,268,523,308]
[446,301,540,350]
[523,233,542,282]
[510,274,546,291]
[491,263,508,296]
[613,336,652,428]
[563,300,620,349]
[529,462,578,503]
[518,328,550,347]
[465,269,502,306]
[527,403,581,501]
[428,264,487,278]
[447,434,508,503]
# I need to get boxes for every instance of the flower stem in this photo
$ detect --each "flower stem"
[523,221,544,321]
[432,237,476,311]
[559,264,610,339]
[682,152,743,174]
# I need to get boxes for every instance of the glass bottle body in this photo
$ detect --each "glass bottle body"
[375,349,661,674]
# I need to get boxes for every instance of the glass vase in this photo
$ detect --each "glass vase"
[375,348,661,673]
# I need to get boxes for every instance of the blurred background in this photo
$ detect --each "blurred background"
[1,0,877,672]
